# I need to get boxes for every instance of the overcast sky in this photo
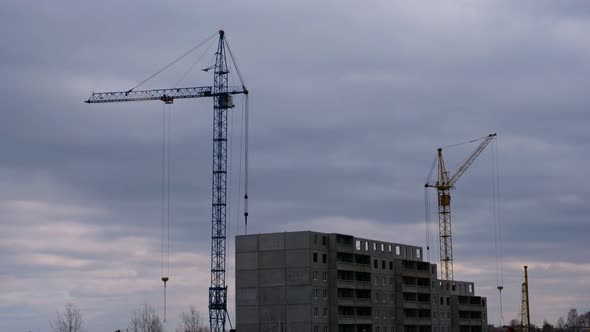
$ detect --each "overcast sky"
[1,0,589,331]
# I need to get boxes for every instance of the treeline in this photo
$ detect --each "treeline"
[508,308,590,331]
[554,308,590,330]
[50,302,209,332]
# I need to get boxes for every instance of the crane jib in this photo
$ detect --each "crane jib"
[85,86,246,104]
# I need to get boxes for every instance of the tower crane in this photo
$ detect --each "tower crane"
[85,30,248,332]
[425,133,496,281]
[520,266,531,332]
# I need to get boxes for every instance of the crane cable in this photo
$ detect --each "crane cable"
[225,36,249,234]
[424,155,437,264]
[129,32,218,92]
[490,137,504,326]
[160,103,173,322]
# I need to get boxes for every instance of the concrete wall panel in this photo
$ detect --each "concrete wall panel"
[286,285,311,304]
[236,270,258,287]
[286,267,309,285]
[236,305,258,324]
[259,286,285,305]
[259,250,285,269]
[236,234,259,252]
[286,304,311,322]
[285,249,310,268]
[257,305,285,326]
[285,231,311,249]
[234,323,259,332]
[237,287,258,306]
[259,233,284,251]
[287,322,312,330]
[259,269,285,287]
[236,252,258,270]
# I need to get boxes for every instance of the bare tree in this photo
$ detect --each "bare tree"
[579,311,590,327]
[177,306,208,332]
[129,304,163,332]
[50,302,84,332]
[556,317,565,329]
[567,308,578,329]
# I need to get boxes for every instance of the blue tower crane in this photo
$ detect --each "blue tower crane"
[85,30,248,332]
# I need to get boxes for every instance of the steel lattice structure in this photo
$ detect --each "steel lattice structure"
[425,133,496,281]
[209,30,230,332]
[86,30,246,332]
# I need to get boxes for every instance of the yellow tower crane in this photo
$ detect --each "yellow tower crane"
[425,133,496,281]
[520,266,531,332]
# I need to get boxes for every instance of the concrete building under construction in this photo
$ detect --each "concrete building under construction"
[235,231,487,332]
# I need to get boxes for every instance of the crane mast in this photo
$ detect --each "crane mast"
[520,266,531,332]
[85,30,247,332]
[425,133,496,281]
[209,30,230,332]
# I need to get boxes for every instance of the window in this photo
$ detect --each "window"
[432,281,435,288]
[416,248,421,258]
[388,244,392,252]
[322,253,327,264]
[323,272,328,281]
[375,292,380,302]
[356,240,361,250]
[381,243,385,252]
[389,277,393,285]
[395,245,400,255]
[365,241,369,251]
[469,284,473,293]
[377,327,381,332]
[322,236,327,245]
[440,297,443,305]
[314,307,318,317]
[390,293,394,302]
[314,289,318,299]
[324,327,328,332]
[482,299,486,307]
[314,234,318,244]
[375,276,379,285]
[373,242,377,251]
[446,297,450,305]
[452,283,456,291]
[323,307,328,317]
[323,289,328,299]
[313,271,318,280]
[382,277,386,286]
[375,309,379,318]
[382,260,386,269]
[389,261,393,270]
[374,259,378,269]
[313,252,318,263]
[433,311,437,318]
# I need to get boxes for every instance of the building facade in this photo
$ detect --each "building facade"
[235,231,487,332]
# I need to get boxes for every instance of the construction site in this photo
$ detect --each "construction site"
[4,2,590,332]
[81,30,535,332]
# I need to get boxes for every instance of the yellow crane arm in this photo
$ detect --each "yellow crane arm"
[447,133,496,188]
